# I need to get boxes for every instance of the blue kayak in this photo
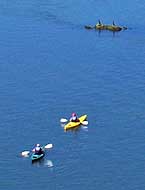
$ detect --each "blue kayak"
[31,151,45,162]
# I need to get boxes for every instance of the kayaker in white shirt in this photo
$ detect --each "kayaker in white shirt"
[70,113,79,122]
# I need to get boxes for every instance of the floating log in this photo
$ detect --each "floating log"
[85,21,127,32]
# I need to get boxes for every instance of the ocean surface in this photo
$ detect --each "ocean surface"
[0,0,145,189]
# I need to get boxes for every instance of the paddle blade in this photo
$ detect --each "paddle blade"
[81,120,88,125]
[44,143,53,149]
[21,151,30,157]
[60,118,68,123]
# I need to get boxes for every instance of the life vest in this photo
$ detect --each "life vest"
[35,147,42,154]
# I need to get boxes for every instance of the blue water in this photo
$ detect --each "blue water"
[0,0,145,189]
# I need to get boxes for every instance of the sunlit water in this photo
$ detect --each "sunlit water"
[0,0,145,189]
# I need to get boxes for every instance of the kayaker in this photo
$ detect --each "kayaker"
[112,21,116,26]
[32,144,43,155]
[96,19,103,26]
[70,113,79,122]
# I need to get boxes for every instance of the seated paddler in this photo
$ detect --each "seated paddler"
[32,144,43,155]
[96,19,103,26]
[70,113,80,122]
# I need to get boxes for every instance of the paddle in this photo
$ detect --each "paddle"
[21,143,53,157]
[60,118,68,123]
[60,118,88,125]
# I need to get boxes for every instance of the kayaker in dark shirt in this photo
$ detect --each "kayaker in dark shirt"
[32,144,43,155]
[112,21,116,26]
[97,19,102,26]
[70,113,80,122]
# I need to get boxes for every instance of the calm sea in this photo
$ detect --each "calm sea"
[0,0,145,189]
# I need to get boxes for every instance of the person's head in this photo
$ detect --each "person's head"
[72,112,76,117]
[36,144,40,147]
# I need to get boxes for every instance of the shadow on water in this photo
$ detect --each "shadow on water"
[0,3,83,30]
[42,11,83,30]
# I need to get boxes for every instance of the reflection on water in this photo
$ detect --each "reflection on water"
[44,160,54,168]
[32,159,54,168]
[60,123,66,128]
[81,125,88,132]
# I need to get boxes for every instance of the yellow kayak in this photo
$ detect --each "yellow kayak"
[64,115,87,130]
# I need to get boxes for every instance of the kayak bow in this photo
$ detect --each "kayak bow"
[31,152,45,162]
